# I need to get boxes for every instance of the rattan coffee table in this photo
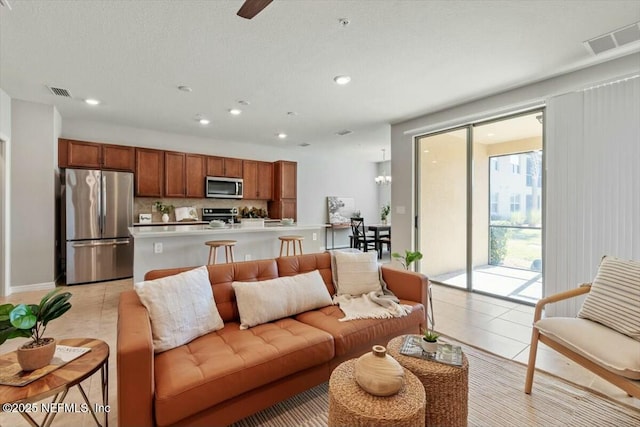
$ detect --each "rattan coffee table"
[387,335,469,427]
[328,358,426,427]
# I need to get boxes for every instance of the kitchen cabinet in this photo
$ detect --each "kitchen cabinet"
[242,160,273,200]
[135,148,164,197]
[59,139,135,172]
[207,156,243,178]
[164,151,186,198]
[269,161,297,220]
[185,154,205,197]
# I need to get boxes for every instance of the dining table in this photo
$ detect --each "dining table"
[367,223,391,241]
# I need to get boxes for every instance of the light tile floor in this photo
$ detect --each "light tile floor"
[0,272,637,426]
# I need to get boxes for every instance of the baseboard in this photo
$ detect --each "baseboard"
[8,281,56,295]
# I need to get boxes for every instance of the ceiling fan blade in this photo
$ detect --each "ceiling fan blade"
[237,0,273,19]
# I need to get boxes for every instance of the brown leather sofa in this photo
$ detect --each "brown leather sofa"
[117,252,429,427]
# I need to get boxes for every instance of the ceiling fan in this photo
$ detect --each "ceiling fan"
[237,0,273,19]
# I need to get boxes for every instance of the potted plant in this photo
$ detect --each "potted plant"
[420,328,440,354]
[380,204,391,224]
[392,250,423,270]
[154,201,174,223]
[0,289,72,371]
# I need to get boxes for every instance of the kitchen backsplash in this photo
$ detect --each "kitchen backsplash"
[134,198,268,222]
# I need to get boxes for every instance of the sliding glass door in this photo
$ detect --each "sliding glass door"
[417,111,544,303]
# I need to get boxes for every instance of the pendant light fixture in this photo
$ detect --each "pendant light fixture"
[375,149,392,185]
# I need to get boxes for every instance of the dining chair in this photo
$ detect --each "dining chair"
[350,218,377,253]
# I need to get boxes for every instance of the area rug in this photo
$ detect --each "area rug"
[231,340,640,427]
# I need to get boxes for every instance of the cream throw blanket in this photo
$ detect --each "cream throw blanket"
[330,251,412,321]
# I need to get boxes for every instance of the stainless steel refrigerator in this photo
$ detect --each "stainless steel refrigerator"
[64,169,134,284]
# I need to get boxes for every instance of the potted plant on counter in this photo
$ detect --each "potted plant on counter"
[0,289,72,371]
[154,201,174,223]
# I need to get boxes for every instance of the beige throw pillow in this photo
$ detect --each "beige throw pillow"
[333,250,382,296]
[578,256,640,341]
[134,266,224,353]
[232,270,332,329]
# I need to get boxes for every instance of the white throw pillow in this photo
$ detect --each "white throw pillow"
[578,256,640,341]
[333,250,382,296]
[232,270,332,329]
[134,266,224,353]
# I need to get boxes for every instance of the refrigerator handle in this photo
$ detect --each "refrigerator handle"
[101,173,107,235]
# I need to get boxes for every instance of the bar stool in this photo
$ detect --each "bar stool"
[278,235,304,256]
[205,240,237,264]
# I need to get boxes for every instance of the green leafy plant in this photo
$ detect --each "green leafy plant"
[380,204,391,221]
[422,327,439,343]
[489,221,511,265]
[154,201,174,215]
[392,250,423,270]
[0,289,72,346]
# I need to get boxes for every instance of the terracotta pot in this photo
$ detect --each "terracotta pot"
[421,338,438,354]
[355,345,405,396]
[17,338,56,371]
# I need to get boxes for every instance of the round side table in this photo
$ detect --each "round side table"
[328,358,426,427]
[0,338,109,427]
[387,335,469,427]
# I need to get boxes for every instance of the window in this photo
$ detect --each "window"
[510,155,520,174]
[510,194,521,212]
[491,193,499,214]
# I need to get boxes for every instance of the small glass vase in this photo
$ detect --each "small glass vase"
[162,213,170,223]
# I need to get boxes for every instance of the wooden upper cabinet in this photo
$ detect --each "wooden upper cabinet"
[164,151,186,198]
[273,160,297,200]
[243,160,272,200]
[224,158,243,178]
[59,139,134,171]
[185,154,205,198]
[242,160,259,199]
[135,148,164,197]
[102,144,135,171]
[257,161,273,200]
[207,156,243,178]
[61,139,101,169]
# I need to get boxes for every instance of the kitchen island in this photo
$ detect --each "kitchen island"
[129,223,328,283]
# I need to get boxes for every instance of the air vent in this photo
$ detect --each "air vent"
[298,143,311,147]
[585,22,640,55]
[336,129,353,136]
[47,86,72,98]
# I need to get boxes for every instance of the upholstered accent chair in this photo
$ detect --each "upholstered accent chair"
[525,256,640,398]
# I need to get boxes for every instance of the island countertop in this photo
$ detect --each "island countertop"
[129,223,329,238]
[128,223,329,282]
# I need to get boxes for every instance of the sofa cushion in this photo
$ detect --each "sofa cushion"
[332,250,382,296]
[578,256,640,341]
[153,319,334,426]
[277,252,335,295]
[535,317,640,380]
[232,270,333,329]
[134,266,223,353]
[296,299,425,356]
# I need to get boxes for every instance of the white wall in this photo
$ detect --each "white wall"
[390,53,640,271]
[10,99,59,291]
[0,88,11,296]
[62,119,380,248]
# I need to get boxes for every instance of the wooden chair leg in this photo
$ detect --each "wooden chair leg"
[228,246,234,262]
[211,247,219,265]
[525,328,541,394]
[280,240,285,257]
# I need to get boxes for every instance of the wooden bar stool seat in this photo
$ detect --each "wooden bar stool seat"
[205,240,237,264]
[278,235,304,256]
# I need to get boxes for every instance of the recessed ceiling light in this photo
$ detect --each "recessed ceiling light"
[333,75,351,85]
[277,133,287,139]
[177,85,192,92]
[199,118,210,125]
[228,109,242,115]
[238,100,250,106]
[85,98,100,106]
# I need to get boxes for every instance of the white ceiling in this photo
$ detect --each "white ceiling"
[1,1,639,161]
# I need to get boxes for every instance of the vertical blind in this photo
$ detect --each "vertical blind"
[545,76,640,317]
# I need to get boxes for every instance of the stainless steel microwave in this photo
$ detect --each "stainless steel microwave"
[205,176,243,199]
